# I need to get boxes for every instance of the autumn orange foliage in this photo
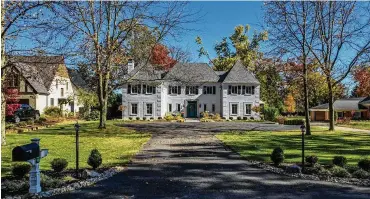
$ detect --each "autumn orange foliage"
[150,44,177,70]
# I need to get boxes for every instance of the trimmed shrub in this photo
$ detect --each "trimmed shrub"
[87,149,102,170]
[41,174,63,189]
[332,156,347,167]
[12,163,31,179]
[212,113,222,121]
[305,155,318,166]
[83,110,100,121]
[164,113,174,121]
[150,117,154,120]
[284,119,304,125]
[237,116,242,120]
[318,167,332,178]
[44,106,62,117]
[128,117,133,120]
[263,107,279,121]
[250,117,254,120]
[50,158,68,172]
[136,117,140,120]
[345,165,359,174]
[270,147,284,166]
[243,117,248,120]
[158,117,163,120]
[330,166,351,178]
[143,117,147,120]
[353,169,370,179]
[358,159,370,172]
[229,117,234,120]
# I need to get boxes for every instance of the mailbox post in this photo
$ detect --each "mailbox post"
[300,124,306,171]
[12,138,48,194]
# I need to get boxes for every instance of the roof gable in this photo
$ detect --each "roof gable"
[8,56,65,93]
[164,63,219,83]
[222,60,260,84]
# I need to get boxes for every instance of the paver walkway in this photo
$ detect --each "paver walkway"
[50,122,370,199]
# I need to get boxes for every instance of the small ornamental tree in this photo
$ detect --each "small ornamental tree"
[87,149,102,170]
[353,67,370,97]
[5,88,21,116]
[284,93,296,115]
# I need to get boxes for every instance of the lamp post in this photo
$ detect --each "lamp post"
[74,121,80,177]
[300,124,306,171]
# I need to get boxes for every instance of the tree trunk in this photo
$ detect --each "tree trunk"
[303,63,311,135]
[99,100,107,129]
[1,92,6,145]
[327,78,335,131]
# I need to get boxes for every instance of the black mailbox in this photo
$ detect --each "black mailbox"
[12,143,40,161]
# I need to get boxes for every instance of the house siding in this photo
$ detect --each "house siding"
[122,82,261,119]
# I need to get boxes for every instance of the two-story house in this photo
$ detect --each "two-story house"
[122,60,261,119]
[3,56,84,114]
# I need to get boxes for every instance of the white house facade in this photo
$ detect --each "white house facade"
[5,56,84,114]
[122,60,261,119]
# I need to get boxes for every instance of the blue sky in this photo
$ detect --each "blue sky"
[166,1,264,62]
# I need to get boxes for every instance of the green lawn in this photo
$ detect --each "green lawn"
[216,127,370,165]
[338,121,370,130]
[1,120,150,176]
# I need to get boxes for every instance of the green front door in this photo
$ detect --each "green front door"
[187,101,197,118]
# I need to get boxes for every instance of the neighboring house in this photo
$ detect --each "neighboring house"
[310,97,370,121]
[122,60,262,119]
[3,56,84,114]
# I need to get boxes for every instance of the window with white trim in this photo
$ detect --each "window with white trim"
[168,104,172,112]
[144,85,155,94]
[131,103,138,115]
[203,86,216,94]
[186,86,199,95]
[168,86,181,95]
[245,104,252,115]
[146,103,153,115]
[128,84,141,94]
[231,104,238,115]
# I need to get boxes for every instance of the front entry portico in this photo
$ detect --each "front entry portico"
[186,101,197,118]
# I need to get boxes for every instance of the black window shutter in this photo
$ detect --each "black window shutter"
[242,86,245,94]
[138,85,141,94]
[252,86,255,95]
[128,84,131,94]
[238,85,241,94]
[153,86,156,94]
[186,86,189,94]
[213,86,216,94]
[203,86,206,94]
[143,85,146,94]
[196,86,199,94]
[228,85,231,94]
[168,86,171,94]
[178,86,181,94]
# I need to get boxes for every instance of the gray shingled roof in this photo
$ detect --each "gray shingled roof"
[310,103,329,110]
[8,56,65,94]
[222,60,260,84]
[334,97,368,111]
[125,63,165,82]
[164,63,219,83]
[67,68,89,90]
[311,97,369,111]
[360,97,370,105]
[215,71,228,82]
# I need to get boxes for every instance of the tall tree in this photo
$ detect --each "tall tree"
[38,1,195,128]
[284,93,296,115]
[265,2,317,135]
[196,24,267,71]
[1,1,50,145]
[150,44,177,70]
[307,2,370,130]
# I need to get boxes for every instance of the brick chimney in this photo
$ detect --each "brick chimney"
[127,59,134,74]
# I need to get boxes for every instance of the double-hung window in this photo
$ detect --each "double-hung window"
[144,85,155,94]
[245,104,252,115]
[146,103,153,115]
[186,86,199,95]
[128,84,141,94]
[203,86,216,94]
[229,86,238,95]
[168,86,181,95]
[131,103,138,115]
[231,104,238,115]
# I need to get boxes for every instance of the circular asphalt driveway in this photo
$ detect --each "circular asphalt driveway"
[50,122,370,199]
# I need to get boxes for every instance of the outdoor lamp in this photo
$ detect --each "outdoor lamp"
[74,121,80,177]
[300,124,306,134]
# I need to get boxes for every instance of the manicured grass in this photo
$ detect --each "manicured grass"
[285,116,305,120]
[216,127,370,165]
[1,120,150,176]
[338,121,370,130]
